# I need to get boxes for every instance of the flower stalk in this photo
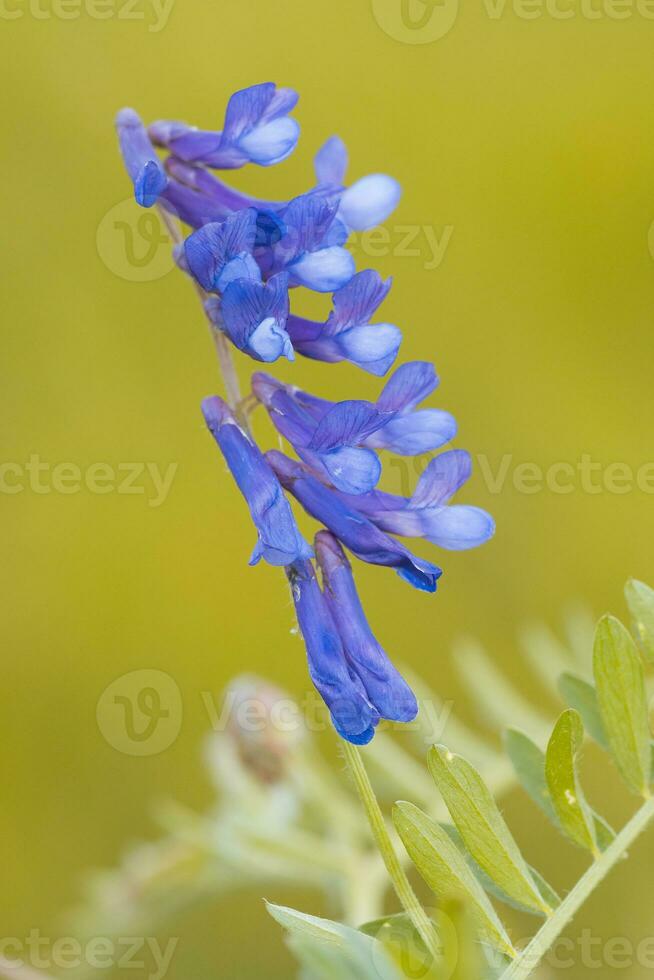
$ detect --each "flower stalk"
[341,740,439,956]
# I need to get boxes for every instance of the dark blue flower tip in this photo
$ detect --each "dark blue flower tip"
[201,396,312,567]
[255,209,286,247]
[267,452,442,592]
[150,83,300,170]
[184,210,260,293]
[286,560,378,743]
[115,108,167,208]
[316,531,419,724]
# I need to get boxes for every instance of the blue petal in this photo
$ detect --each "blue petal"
[268,452,441,592]
[279,193,341,260]
[309,401,392,451]
[115,108,167,208]
[239,117,300,166]
[328,270,392,332]
[287,560,378,742]
[319,446,382,495]
[337,324,402,376]
[339,174,402,231]
[376,361,439,414]
[202,396,312,566]
[317,532,418,723]
[223,83,299,143]
[184,210,258,292]
[365,409,457,456]
[421,505,496,550]
[409,450,472,508]
[221,274,292,361]
[314,135,349,186]
[249,315,295,363]
[289,246,356,292]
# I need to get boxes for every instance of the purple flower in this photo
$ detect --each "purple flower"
[365,361,457,455]
[314,136,402,232]
[265,192,355,293]
[267,451,442,592]
[252,372,392,494]
[287,559,378,745]
[184,209,260,293]
[149,83,300,169]
[286,270,402,376]
[336,449,495,551]
[201,396,311,566]
[316,531,418,723]
[115,108,167,208]
[218,274,294,363]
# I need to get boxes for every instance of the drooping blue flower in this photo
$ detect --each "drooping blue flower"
[267,451,442,592]
[287,558,378,745]
[201,396,312,566]
[286,270,402,376]
[149,83,300,169]
[218,273,294,363]
[184,209,260,293]
[265,192,355,293]
[252,372,392,494]
[115,108,167,208]
[314,135,402,232]
[335,449,495,551]
[316,531,418,723]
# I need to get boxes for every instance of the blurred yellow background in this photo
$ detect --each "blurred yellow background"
[2,1,654,976]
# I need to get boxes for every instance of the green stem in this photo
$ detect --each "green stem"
[500,795,654,980]
[342,741,438,955]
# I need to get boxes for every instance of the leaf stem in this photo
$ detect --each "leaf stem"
[342,741,439,955]
[500,795,654,980]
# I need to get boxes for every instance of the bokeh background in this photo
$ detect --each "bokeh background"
[3,1,654,977]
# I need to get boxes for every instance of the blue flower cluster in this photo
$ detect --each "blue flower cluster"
[116,82,494,744]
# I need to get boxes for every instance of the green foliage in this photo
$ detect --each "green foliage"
[593,614,651,795]
[625,578,654,662]
[275,580,654,980]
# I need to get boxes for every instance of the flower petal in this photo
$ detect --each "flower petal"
[339,174,402,231]
[376,361,439,414]
[409,449,472,509]
[365,409,457,456]
[289,246,356,292]
[115,108,167,208]
[314,135,349,186]
[421,505,496,550]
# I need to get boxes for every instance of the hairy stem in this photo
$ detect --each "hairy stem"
[500,795,654,980]
[156,205,243,412]
[342,741,439,956]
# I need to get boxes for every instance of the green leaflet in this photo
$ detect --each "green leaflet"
[267,904,401,980]
[442,822,560,916]
[625,578,654,663]
[360,910,459,980]
[392,801,515,957]
[593,615,652,796]
[504,728,558,825]
[428,746,553,916]
[506,725,614,853]
[545,709,609,855]
[558,673,608,750]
